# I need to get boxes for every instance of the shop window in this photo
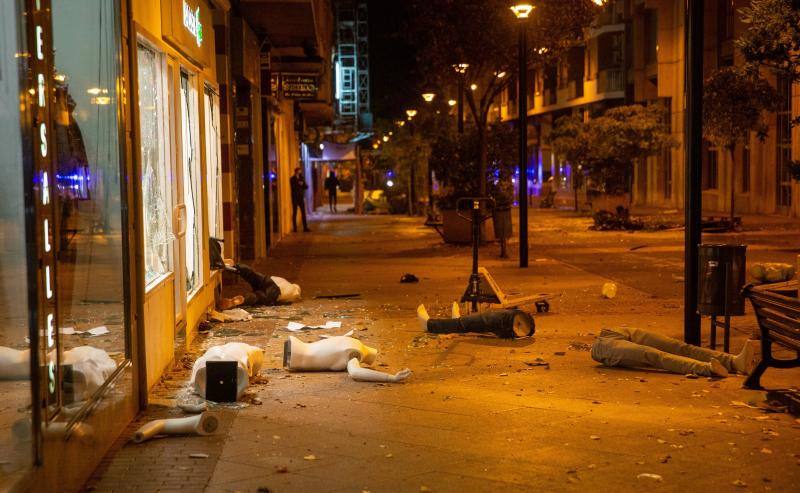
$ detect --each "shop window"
[51,0,127,403]
[204,88,223,240]
[644,9,658,65]
[180,72,203,296]
[138,44,173,288]
[0,0,32,482]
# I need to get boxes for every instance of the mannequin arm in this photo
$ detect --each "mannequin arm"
[346,358,412,383]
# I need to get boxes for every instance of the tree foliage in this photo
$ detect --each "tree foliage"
[548,105,675,194]
[702,67,779,151]
[430,124,517,209]
[737,0,800,83]
[407,0,600,195]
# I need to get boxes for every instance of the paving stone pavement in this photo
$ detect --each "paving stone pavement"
[84,212,800,493]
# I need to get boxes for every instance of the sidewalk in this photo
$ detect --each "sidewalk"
[84,213,800,493]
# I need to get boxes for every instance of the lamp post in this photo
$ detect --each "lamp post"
[453,63,469,133]
[511,3,533,269]
[406,109,418,216]
[422,92,437,218]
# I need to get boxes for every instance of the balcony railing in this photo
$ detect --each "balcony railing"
[597,68,624,93]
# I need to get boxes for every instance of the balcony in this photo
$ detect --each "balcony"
[597,68,624,94]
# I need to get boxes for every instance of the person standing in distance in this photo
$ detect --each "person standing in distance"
[324,170,340,213]
[290,167,311,232]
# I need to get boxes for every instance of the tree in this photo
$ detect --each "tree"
[548,104,675,207]
[377,124,431,214]
[408,0,600,197]
[548,114,591,210]
[703,67,779,222]
[737,0,800,86]
[430,124,517,209]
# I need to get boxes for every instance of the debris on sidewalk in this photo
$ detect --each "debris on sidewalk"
[220,308,252,322]
[524,358,550,369]
[286,320,342,332]
[314,293,361,299]
[568,341,592,351]
[400,273,420,283]
[601,282,617,299]
[189,453,210,459]
[637,473,663,482]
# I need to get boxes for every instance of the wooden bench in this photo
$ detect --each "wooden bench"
[743,280,800,389]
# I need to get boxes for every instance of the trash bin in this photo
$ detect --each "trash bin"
[698,244,747,316]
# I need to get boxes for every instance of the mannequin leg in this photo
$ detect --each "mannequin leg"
[591,337,727,376]
[608,327,739,371]
[425,310,534,339]
[235,264,269,291]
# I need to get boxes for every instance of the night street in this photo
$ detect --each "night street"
[4,0,800,492]
[83,210,800,492]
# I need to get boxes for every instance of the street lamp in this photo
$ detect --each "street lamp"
[453,63,469,133]
[447,99,457,106]
[422,92,435,102]
[511,2,534,269]
[405,108,418,216]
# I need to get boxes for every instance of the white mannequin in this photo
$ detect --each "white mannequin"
[0,346,30,380]
[272,276,301,302]
[132,412,219,444]
[190,342,264,399]
[0,345,116,401]
[284,335,412,383]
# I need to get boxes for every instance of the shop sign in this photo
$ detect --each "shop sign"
[161,0,212,67]
[281,73,319,99]
[29,0,61,415]
[182,0,203,47]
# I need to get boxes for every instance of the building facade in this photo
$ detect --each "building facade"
[0,1,334,491]
[500,0,800,218]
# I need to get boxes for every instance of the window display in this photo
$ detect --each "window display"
[180,72,202,296]
[51,0,127,400]
[138,44,173,287]
[204,88,223,240]
[0,0,32,483]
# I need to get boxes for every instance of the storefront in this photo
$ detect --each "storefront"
[131,0,228,390]
[1,0,138,490]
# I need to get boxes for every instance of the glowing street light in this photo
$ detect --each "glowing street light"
[422,92,435,102]
[406,109,418,119]
[509,3,534,19]
[470,83,478,91]
[383,135,389,142]
[495,71,507,79]
[448,99,457,106]
[511,2,534,268]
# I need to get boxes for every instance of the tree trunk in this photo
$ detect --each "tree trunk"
[477,124,487,198]
[729,146,736,225]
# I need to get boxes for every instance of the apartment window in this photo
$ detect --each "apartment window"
[777,76,793,207]
[717,0,735,42]
[702,144,719,190]
[644,9,658,65]
[741,146,750,193]
[597,32,623,71]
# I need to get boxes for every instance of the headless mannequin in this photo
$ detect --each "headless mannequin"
[283,335,412,383]
[191,342,264,399]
